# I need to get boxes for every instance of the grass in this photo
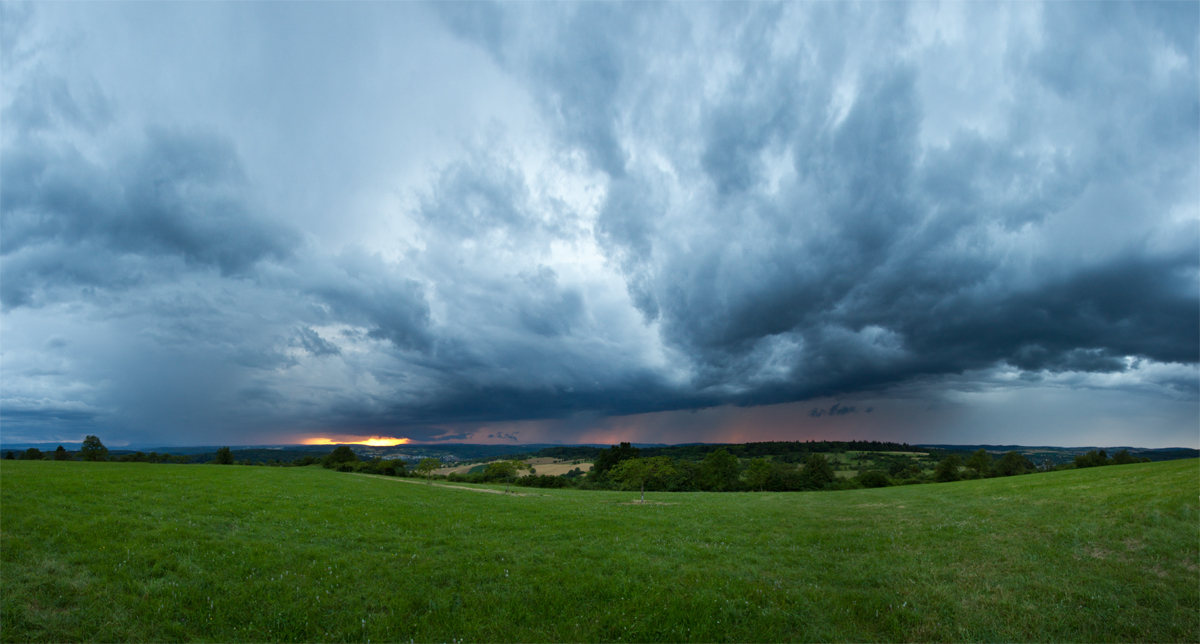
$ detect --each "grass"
[2,459,1196,642]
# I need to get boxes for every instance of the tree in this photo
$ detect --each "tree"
[379,459,406,477]
[214,446,235,465]
[934,455,962,482]
[323,445,359,469]
[4,451,14,460]
[745,458,772,492]
[80,436,108,461]
[416,457,442,483]
[592,442,641,475]
[485,459,530,493]
[23,447,43,460]
[1111,449,1138,465]
[994,451,1033,476]
[53,445,69,461]
[800,453,836,489]
[1074,450,1109,468]
[700,448,740,491]
[856,470,891,488]
[965,449,993,477]
[610,457,677,502]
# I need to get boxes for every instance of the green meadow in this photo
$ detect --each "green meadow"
[2,459,1196,643]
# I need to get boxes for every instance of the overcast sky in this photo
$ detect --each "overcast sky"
[2,2,1196,448]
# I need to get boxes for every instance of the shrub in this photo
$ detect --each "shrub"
[800,454,836,490]
[1074,450,1109,469]
[1111,449,1138,465]
[994,451,1034,476]
[934,455,962,482]
[856,470,891,488]
[965,449,993,477]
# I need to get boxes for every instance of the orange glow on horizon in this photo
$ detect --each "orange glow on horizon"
[302,437,411,446]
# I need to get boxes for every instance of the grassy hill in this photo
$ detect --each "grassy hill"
[2,459,1195,642]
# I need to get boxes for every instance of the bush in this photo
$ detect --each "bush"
[856,470,891,488]
[515,474,573,489]
[214,446,234,465]
[965,449,993,477]
[700,449,740,491]
[800,454,836,490]
[934,455,962,482]
[1074,450,1109,469]
[994,451,1034,476]
[1111,449,1138,465]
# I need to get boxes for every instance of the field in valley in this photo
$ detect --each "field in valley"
[435,457,592,477]
[2,458,1196,642]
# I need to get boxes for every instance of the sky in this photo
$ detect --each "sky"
[1,2,1197,449]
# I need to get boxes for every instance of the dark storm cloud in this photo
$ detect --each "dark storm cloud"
[809,403,857,418]
[428,1,1197,416]
[2,2,1196,446]
[1,125,299,309]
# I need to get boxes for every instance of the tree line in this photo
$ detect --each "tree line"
[8,437,1159,496]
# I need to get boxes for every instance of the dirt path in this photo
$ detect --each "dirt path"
[353,473,533,496]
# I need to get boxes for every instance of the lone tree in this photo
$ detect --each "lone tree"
[486,459,531,493]
[23,447,43,461]
[53,445,69,461]
[611,456,677,502]
[80,435,108,461]
[214,446,235,465]
[416,457,442,483]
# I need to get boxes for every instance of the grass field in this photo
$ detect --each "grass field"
[2,459,1196,642]
[435,458,592,477]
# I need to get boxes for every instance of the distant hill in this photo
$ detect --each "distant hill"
[916,444,1200,465]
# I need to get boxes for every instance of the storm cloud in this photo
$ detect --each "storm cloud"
[1,2,1196,447]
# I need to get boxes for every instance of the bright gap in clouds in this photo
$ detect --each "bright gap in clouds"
[302,437,411,447]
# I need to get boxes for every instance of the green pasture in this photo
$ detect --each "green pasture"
[2,459,1196,642]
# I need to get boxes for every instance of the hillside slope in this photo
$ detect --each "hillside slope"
[2,459,1195,642]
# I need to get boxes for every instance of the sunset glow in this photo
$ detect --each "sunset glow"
[302,437,411,446]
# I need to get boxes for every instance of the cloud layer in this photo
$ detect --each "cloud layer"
[2,2,1196,447]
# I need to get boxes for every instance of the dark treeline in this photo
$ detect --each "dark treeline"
[442,443,912,493]
[436,443,1164,494]
[4,436,343,468]
[524,440,918,464]
[6,437,1170,496]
